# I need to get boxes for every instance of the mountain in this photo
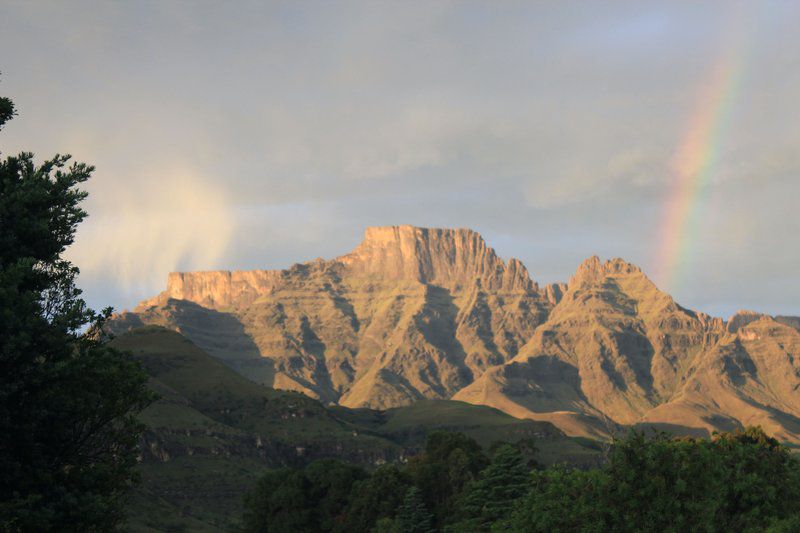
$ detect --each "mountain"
[112,225,800,443]
[455,258,800,442]
[113,226,558,409]
[114,326,597,531]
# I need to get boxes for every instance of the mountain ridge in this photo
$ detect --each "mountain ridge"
[112,225,800,442]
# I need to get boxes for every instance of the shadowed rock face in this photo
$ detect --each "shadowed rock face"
[113,225,800,442]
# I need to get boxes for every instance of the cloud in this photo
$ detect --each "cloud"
[2,1,799,318]
[66,168,233,299]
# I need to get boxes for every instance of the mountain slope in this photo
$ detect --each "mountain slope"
[112,226,555,408]
[454,258,800,441]
[112,226,800,444]
[112,326,400,531]
[640,316,800,442]
[116,326,598,530]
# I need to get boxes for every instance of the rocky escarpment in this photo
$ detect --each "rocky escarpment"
[115,226,557,408]
[455,257,800,442]
[143,226,539,308]
[113,226,800,443]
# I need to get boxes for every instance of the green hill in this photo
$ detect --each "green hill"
[114,326,600,531]
[112,327,399,531]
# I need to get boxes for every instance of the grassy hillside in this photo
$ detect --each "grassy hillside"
[334,400,602,465]
[114,327,600,531]
[115,326,345,437]
[113,327,400,531]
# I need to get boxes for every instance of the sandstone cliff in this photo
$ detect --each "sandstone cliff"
[116,226,554,408]
[453,257,800,441]
[113,225,800,442]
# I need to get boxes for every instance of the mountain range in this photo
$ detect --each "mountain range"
[111,225,800,443]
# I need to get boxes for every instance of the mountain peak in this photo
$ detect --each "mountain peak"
[361,225,479,243]
[727,309,765,333]
[569,255,643,287]
[341,225,535,291]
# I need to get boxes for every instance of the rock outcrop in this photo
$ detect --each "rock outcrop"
[113,225,800,443]
[116,226,553,408]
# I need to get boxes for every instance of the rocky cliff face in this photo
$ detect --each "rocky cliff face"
[117,226,554,408]
[113,225,800,442]
[454,256,726,434]
[144,226,536,308]
[454,256,800,442]
[339,226,536,291]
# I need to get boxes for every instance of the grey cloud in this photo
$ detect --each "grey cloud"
[1,1,798,318]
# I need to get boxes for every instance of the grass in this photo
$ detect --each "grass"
[115,326,602,530]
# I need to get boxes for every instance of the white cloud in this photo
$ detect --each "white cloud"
[66,169,233,298]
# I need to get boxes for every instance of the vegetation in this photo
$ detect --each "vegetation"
[0,91,153,530]
[241,427,800,532]
[115,327,800,532]
[113,326,602,530]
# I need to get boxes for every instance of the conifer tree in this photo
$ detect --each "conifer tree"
[0,88,152,530]
[451,443,531,531]
[396,487,435,533]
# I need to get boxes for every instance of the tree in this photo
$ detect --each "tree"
[450,443,531,531]
[508,466,609,533]
[508,427,800,533]
[711,427,800,531]
[396,487,434,533]
[241,459,366,532]
[406,431,488,527]
[241,468,314,532]
[0,93,14,128]
[304,459,367,531]
[372,517,402,533]
[343,464,411,532]
[0,91,153,530]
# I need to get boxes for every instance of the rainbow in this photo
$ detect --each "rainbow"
[653,36,747,291]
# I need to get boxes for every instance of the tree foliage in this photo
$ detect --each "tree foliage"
[343,464,411,532]
[450,443,530,531]
[243,427,800,533]
[240,459,367,532]
[510,465,609,533]
[405,431,489,527]
[241,468,314,532]
[508,427,800,533]
[0,91,152,530]
[395,487,435,533]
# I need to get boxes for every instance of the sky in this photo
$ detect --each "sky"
[1,1,799,318]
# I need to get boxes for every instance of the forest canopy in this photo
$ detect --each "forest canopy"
[240,427,800,533]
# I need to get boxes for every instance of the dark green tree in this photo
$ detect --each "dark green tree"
[406,431,488,527]
[508,427,800,533]
[0,92,153,530]
[450,443,530,531]
[0,93,14,127]
[241,468,314,532]
[509,465,609,533]
[712,427,800,531]
[342,464,411,532]
[767,515,800,532]
[604,430,723,532]
[372,516,402,533]
[242,459,366,532]
[305,459,367,531]
[396,487,434,533]
[488,438,539,470]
